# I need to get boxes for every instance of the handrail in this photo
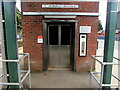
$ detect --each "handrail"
[0,53,31,88]
[90,55,120,88]
[92,55,120,61]
[113,57,120,61]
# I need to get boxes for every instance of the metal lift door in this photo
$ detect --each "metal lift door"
[48,25,71,68]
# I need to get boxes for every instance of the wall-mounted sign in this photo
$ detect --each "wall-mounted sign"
[80,26,91,33]
[42,4,79,8]
[37,35,43,43]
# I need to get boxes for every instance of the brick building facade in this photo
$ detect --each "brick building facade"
[21,1,99,72]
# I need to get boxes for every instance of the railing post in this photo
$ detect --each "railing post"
[2,0,19,89]
[103,0,118,89]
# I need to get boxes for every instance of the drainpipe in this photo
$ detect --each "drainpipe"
[2,0,19,89]
[103,0,118,89]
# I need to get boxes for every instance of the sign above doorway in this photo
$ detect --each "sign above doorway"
[42,4,79,8]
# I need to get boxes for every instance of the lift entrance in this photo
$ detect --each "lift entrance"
[48,24,72,69]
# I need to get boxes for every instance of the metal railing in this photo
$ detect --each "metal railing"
[0,53,31,89]
[90,55,120,88]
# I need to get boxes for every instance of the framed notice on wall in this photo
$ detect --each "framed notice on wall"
[79,34,87,56]
[80,26,91,33]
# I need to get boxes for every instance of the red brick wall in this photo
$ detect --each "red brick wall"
[21,2,99,12]
[76,16,98,72]
[21,2,99,72]
[22,16,44,71]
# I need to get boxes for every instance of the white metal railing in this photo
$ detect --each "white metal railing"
[90,55,120,88]
[0,53,31,89]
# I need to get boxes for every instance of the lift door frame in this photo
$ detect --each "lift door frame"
[42,20,78,71]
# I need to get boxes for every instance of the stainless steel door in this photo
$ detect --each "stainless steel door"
[48,25,71,68]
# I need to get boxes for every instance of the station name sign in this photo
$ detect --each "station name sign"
[42,4,79,8]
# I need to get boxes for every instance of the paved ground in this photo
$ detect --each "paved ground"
[31,70,99,88]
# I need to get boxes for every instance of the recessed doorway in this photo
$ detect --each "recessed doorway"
[43,21,76,71]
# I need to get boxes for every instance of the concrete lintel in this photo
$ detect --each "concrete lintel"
[23,12,100,16]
